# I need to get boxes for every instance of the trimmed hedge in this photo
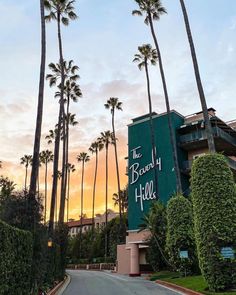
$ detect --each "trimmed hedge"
[0,220,33,295]
[191,154,236,291]
[166,195,197,275]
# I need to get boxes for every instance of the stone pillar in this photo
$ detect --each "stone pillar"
[129,243,140,276]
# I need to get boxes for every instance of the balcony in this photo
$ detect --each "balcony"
[179,126,236,152]
[181,157,236,174]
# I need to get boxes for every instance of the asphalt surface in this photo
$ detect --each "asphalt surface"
[62,270,181,295]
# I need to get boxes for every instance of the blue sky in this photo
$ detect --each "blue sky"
[0,0,236,187]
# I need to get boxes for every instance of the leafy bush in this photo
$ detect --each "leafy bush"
[166,194,198,275]
[0,220,33,295]
[191,154,236,291]
[144,202,167,271]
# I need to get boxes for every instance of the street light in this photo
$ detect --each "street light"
[47,237,53,248]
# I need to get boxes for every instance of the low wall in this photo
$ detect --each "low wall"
[67,263,116,271]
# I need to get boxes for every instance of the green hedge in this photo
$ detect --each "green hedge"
[166,195,197,275]
[191,154,236,291]
[0,220,33,295]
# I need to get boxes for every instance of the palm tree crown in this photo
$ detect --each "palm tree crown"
[44,0,77,25]
[20,155,33,168]
[77,152,90,164]
[46,60,79,88]
[99,131,115,149]
[133,44,158,69]
[104,97,123,115]
[89,140,104,155]
[132,0,166,25]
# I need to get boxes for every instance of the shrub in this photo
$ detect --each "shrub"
[191,154,236,291]
[144,202,167,271]
[0,220,33,295]
[166,194,198,275]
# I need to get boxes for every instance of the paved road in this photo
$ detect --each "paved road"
[62,270,180,295]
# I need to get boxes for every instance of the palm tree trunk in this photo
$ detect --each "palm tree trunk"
[111,110,123,236]
[144,59,159,198]
[148,12,183,193]
[59,104,67,223]
[79,161,85,259]
[105,145,108,259]
[49,12,65,235]
[25,166,28,191]
[44,161,48,224]
[92,151,98,235]
[65,96,70,220]
[179,0,215,153]
[67,170,70,223]
[29,0,46,198]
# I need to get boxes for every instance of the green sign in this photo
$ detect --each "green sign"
[128,112,187,230]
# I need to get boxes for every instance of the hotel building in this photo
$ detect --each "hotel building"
[117,108,236,276]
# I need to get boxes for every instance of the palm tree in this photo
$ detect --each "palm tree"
[113,186,128,215]
[132,0,182,193]
[29,0,46,198]
[104,98,123,232]
[99,130,114,258]
[66,163,76,222]
[139,201,175,270]
[89,139,104,233]
[77,152,90,255]
[178,0,215,152]
[46,61,80,225]
[133,44,159,197]
[20,155,33,191]
[44,0,77,233]
[40,150,54,224]
[45,129,57,145]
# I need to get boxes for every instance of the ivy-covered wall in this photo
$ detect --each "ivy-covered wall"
[191,154,236,291]
[0,220,33,295]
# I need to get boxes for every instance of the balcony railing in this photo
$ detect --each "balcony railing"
[182,157,236,173]
[179,126,236,147]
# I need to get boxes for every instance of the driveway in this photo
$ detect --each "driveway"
[62,270,181,295]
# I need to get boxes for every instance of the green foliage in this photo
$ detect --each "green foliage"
[0,220,33,295]
[191,154,236,291]
[166,194,198,275]
[143,201,168,271]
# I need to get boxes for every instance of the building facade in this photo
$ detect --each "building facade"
[117,108,236,275]
[68,210,119,238]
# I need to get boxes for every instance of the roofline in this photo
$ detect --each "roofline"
[128,110,184,127]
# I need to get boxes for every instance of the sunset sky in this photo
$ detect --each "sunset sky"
[1,0,236,219]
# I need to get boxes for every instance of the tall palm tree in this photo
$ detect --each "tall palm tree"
[47,61,80,225]
[99,130,114,258]
[44,0,77,233]
[104,98,123,232]
[66,163,76,222]
[89,139,104,233]
[133,44,159,197]
[132,0,182,193]
[29,0,46,198]
[178,0,215,152]
[40,150,54,224]
[77,152,90,256]
[20,155,33,191]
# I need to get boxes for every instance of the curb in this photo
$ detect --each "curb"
[56,274,71,295]
[156,280,203,295]
[47,274,71,295]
